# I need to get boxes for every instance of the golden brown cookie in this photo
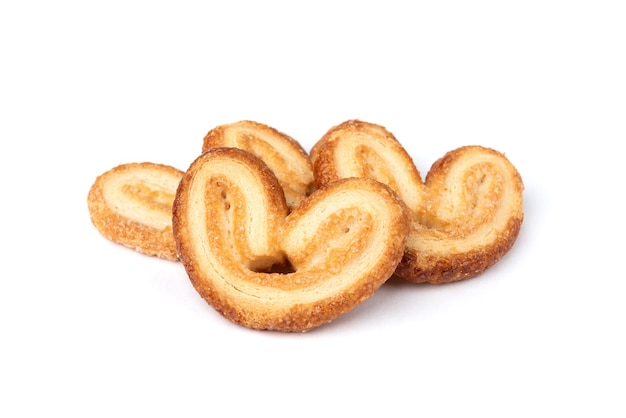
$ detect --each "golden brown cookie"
[87,162,184,260]
[203,120,314,210]
[173,147,409,331]
[311,120,524,284]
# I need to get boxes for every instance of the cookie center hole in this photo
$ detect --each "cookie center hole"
[252,259,296,275]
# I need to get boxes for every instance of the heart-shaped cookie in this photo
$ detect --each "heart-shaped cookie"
[172,147,410,332]
[311,120,524,284]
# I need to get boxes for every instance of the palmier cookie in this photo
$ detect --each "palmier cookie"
[172,147,409,332]
[311,120,524,284]
[88,162,184,260]
[203,120,314,210]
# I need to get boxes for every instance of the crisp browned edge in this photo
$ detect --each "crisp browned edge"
[173,148,410,332]
[310,121,525,285]
[87,162,183,261]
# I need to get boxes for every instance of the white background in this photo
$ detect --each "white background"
[1,1,625,416]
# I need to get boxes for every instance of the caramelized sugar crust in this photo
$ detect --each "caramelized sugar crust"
[203,120,314,210]
[173,148,409,331]
[312,120,524,284]
[87,162,184,260]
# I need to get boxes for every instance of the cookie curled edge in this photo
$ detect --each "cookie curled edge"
[172,147,410,332]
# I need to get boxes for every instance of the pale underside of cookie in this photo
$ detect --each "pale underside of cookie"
[88,162,184,260]
[203,120,314,210]
[173,147,409,332]
[312,119,524,284]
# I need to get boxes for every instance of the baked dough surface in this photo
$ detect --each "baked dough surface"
[86,119,526,331]
[312,120,524,283]
[87,162,184,260]
[203,120,314,210]
[173,147,409,331]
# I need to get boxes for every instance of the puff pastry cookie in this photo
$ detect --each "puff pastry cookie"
[173,147,410,331]
[311,120,524,284]
[87,162,184,260]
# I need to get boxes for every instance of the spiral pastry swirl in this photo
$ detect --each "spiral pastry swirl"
[311,120,524,284]
[203,120,314,210]
[87,162,184,260]
[173,147,410,331]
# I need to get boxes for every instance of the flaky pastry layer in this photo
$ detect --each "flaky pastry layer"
[203,120,314,210]
[312,120,524,284]
[173,147,409,331]
[87,162,183,260]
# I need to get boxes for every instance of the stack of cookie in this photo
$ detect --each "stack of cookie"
[87,120,524,332]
